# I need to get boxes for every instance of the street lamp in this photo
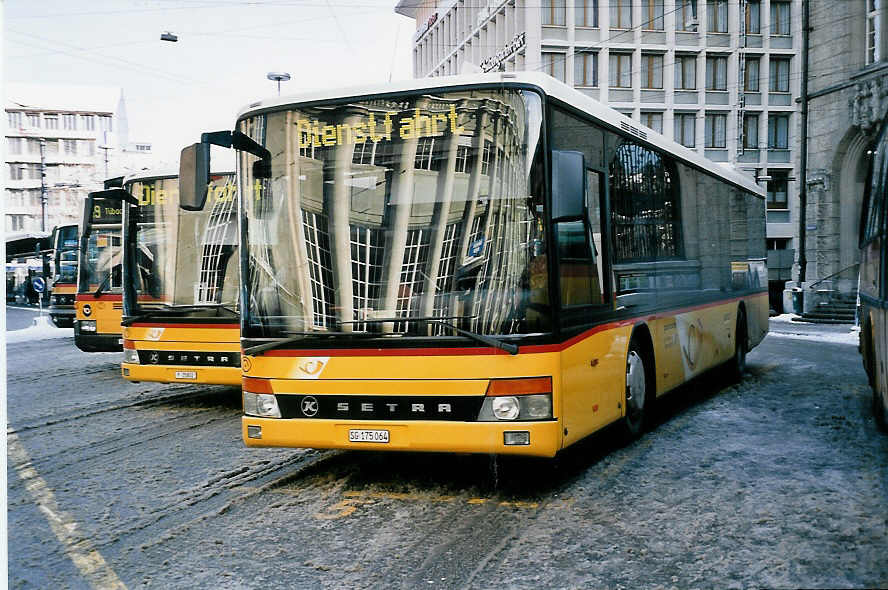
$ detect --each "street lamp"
[267,72,291,96]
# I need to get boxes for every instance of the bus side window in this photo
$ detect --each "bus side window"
[556,170,605,307]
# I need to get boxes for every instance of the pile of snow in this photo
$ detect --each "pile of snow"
[6,316,73,344]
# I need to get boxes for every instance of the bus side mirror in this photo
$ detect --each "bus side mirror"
[551,150,586,222]
[180,142,210,211]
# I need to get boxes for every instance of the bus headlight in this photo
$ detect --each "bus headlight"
[123,349,140,364]
[80,320,97,332]
[243,391,281,418]
[477,394,553,421]
[477,377,553,421]
[492,396,520,420]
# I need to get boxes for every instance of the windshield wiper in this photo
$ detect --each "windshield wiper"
[244,331,377,356]
[341,315,519,355]
[93,275,111,298]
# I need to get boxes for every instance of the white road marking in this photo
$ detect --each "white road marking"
[8,432,127,589]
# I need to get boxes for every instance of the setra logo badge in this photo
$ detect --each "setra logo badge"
[149,352,160,364]
[301,396,319,417]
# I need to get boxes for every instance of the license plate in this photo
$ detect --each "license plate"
[348,429,389,443]
[175,371,197,380]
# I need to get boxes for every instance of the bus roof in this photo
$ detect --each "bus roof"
[121,169,179,185]
[237,71,765,198]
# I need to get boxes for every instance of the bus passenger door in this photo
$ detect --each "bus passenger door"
[559,169,621,445]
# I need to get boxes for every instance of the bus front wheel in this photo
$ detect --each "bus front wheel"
[728,309,747,382]
[622,338,650,441]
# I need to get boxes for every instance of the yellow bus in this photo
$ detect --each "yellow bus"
[120,171,241,386]
[181,73,769,457]
[75,190,125,352]
[49,224,79,327]
[858,120,888,431]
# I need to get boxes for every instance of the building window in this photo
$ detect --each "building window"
[677,0,698,31]
[481,140,493,175]
[746,0,761,34]
[707,0,728,33]
[8,112,23,128]
[27,163,41,180]
[62,114,77,130]
[610,0,632,28]
[543,52,566,82]
[99,115,112,132]
[641,112,663,134]
[135,144,151,152]
[83,140,96,156]
[81,115,95,131]
[674,113,696,147]
[770,57,790,92]
[26,113,40,128]
[867,0,881,65]
[575,0,598,27]
[641,54,663,89]
[706,56,728,90]
[675,55,697,89]
[642,0,664,30]
[705,113,727,148]
[541,0,566,26]
[46,140,59,154]
[44,114,59,130]
[574,52,598,87]
[27,138,41,154]
[414,137,439,170]
[609,52,632,88]
[767,237,791,250]
[768,114,789,149]
[743,114,760,149]
[63,139,78,155]
[744,57,760,91]
[454,144,472,173]
[771,1,790,35]
[7,137,23,155]
[767,170,789,208]
[9,164,23,180]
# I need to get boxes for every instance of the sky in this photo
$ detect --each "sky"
[3,0,416,168]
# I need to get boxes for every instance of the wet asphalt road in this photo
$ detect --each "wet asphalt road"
[6,319,888,589]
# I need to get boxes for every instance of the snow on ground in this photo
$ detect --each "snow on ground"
[766,314,859,345]
[6,316,73,344]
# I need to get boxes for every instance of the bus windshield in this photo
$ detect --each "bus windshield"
[124,174,238,317]
[238,87,547,341]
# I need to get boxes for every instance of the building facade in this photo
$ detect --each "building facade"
[4,84,153,235]
[396,0,802,310]
[794,0,888,311]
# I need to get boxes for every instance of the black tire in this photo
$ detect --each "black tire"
[621,336,651,441]
[728,309,747,382]
[875,385,888,433]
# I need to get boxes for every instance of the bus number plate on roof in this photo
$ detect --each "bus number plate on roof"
[175,371,197,380]
[348,429,389,444]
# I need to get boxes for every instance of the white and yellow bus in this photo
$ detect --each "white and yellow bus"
[181,72,768,457]
[75,190,125,352]
[120,171,241,386]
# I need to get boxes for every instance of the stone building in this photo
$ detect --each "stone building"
[395,0,804,311]
[790,0,888,311]
[4,83,153,235]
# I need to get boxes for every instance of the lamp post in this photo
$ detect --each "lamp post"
[39,138,48,232]
[267,72,291,96]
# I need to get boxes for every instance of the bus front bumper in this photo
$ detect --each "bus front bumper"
[241,417,562,457]
[74,326,122,353]
[122,363,241,386]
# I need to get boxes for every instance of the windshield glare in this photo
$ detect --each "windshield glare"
[239,87,547,340]
[124,175,238,316]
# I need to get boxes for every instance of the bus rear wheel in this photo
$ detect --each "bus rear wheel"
[622,338,650,441]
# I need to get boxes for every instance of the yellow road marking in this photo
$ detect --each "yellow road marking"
[8,432,126,589]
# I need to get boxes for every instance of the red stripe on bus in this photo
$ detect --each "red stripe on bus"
[256,293,764,358]
[129,322,239,329]
[75,294,122,302]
